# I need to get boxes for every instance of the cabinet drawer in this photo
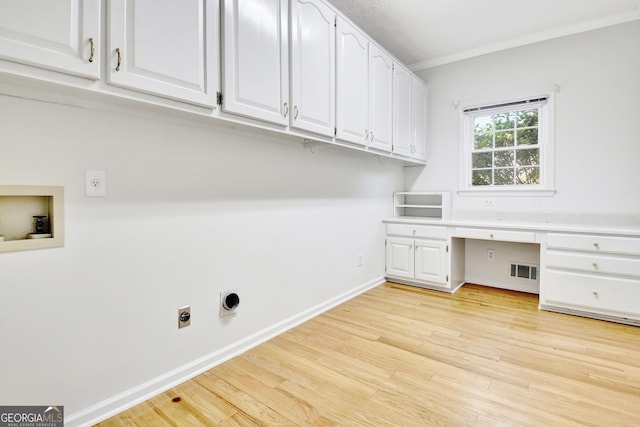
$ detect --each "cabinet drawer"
[546,233,640,256]
[542,270,640,319]
[545,251,640,278]
[454,227,536,243]
[387,224,447,240]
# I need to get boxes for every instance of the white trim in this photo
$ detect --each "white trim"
[458,93,555,195]
[409,10,640,71]
[465,276,540,294]
[458,189,556,197]
[65,277,386,427]
[539,304,640,327]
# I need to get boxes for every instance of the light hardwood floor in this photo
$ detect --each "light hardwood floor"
[96,283,640,426]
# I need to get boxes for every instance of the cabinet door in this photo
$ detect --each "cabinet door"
[222,0,288,125]
[108,0,218,107]
[392,64,413,157]
[386,237,414,279]
[290,0,335,137]
[412,76,428,161]
[335,17,368,146]
[368,44,393,151]
[414,239,447,284]
[0,0,100,79]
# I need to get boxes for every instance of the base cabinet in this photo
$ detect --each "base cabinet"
[385,224,450,290]
[385,220,640,325]
[541,232,640,324]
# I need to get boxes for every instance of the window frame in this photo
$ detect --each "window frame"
[458,93,555,197]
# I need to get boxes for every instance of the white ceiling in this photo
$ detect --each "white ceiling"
[325,0,640,70]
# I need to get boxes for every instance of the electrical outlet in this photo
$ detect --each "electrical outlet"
[178,306,191,328]
[85,169,106,197]
[487,249,496,261]
[220,290,240,317]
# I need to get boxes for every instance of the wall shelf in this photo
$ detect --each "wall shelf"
[393,192,451,219]
[0,185,64,253]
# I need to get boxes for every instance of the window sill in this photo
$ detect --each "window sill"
[458,188,556,197]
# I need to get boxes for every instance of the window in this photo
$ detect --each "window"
[459,94,555,195]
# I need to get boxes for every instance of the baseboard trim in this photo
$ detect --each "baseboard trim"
[385,277,455,293]
[66,276,385,427]
[464,276,540,294]
[539,304,640,327]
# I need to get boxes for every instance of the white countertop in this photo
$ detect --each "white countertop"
[384,216,640,237]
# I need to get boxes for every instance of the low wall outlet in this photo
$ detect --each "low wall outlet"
[85,170,106,197]
[178,306,191,328]
[220,290,240,317]
[487,249,496,261]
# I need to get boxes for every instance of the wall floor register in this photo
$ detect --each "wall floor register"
[0,406,63,427]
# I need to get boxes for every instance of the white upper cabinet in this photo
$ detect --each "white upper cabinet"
[108,0,219,107]
[0,0,100,79]
[335,16,368,146]
[290,0,335,137]
[393,64,413,157]
[222,0,288,125]
[368,44,393,152]
[393,64,427,161]
[412,75,428,161]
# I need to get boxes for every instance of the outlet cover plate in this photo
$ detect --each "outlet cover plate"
[178,305,191,328]
[85,169,106,197]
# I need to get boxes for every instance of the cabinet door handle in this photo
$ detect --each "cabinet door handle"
[88,37,95,63]
[370,132,374,143]
[115,48,122,71]
[283,102,289,118]
[294,105,299,119]
[365,130,369,140]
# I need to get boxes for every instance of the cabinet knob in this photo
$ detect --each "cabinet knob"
[592,262,599,269]
[490,234,494,239]
[593,242,599,249]
[412,229,416,235]
[592,291,599,297]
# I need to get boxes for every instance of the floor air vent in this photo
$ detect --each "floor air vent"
[510,263,538,280]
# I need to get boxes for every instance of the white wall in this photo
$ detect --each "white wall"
[409,20,640,226]
[0,93,403,422]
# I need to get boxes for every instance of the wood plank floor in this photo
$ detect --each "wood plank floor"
[96,283,640,426]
